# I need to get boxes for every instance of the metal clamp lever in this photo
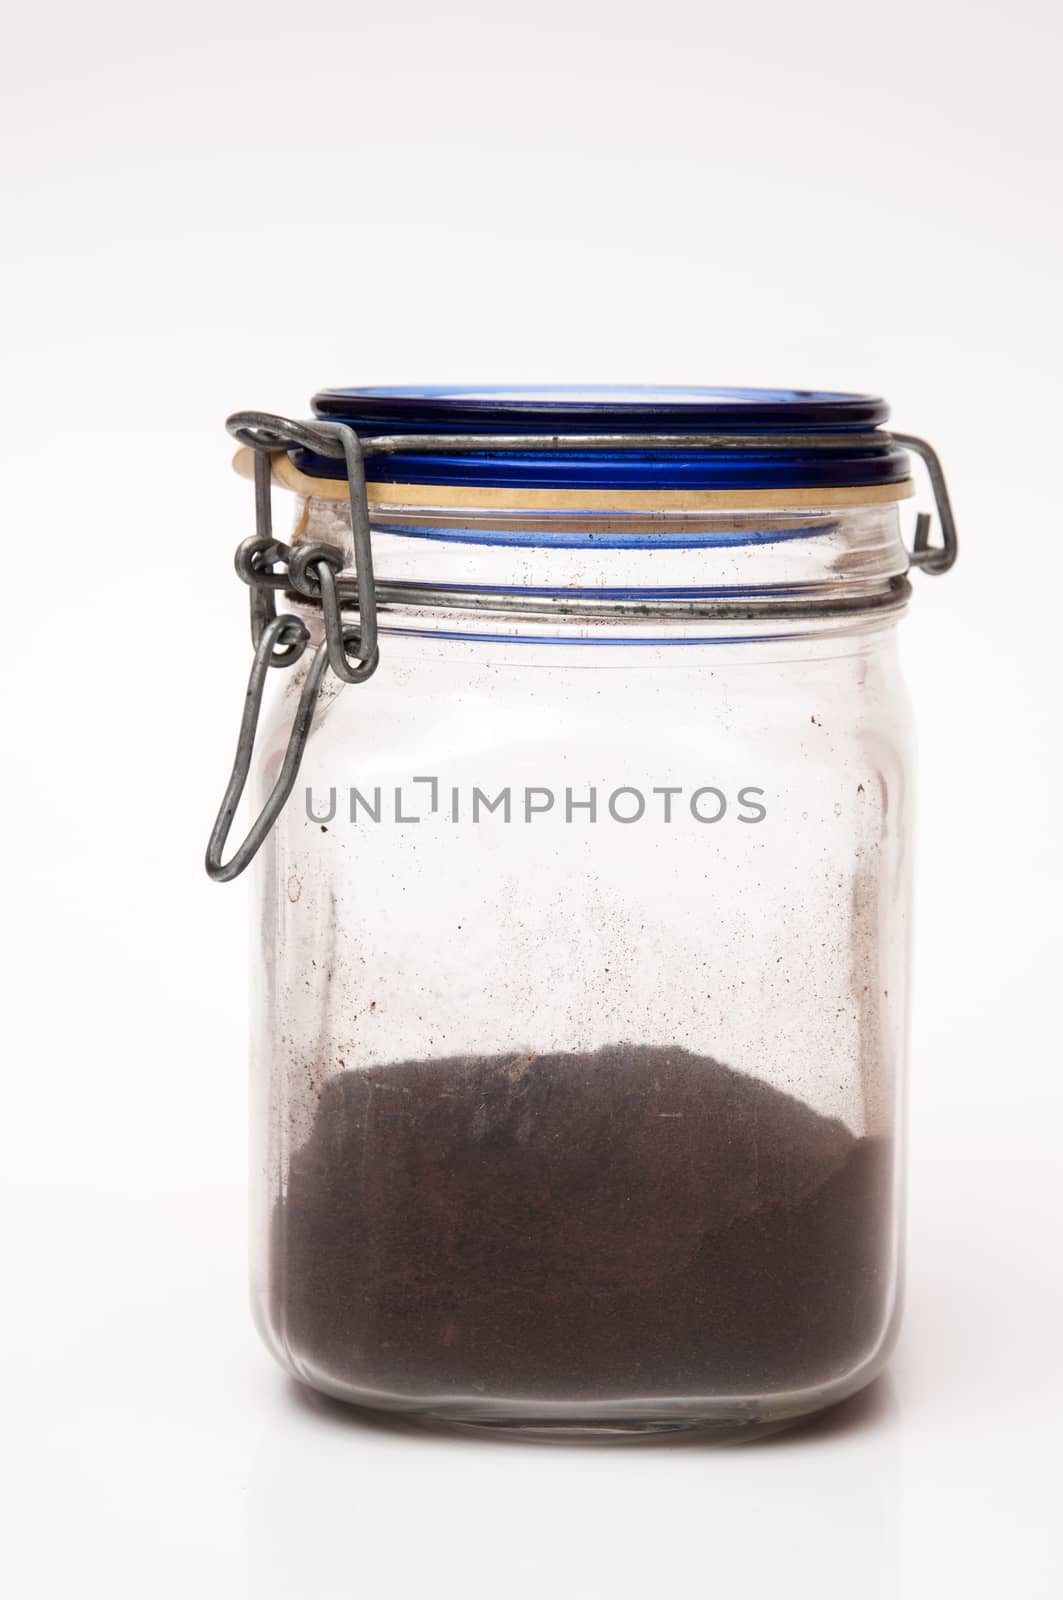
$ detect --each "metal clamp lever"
[206,411,381,882]
[205,614,326,883]
[889,433,958,575]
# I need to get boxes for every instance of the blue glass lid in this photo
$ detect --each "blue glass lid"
[295,385,909,492]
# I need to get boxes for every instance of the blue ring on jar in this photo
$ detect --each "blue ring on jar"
[292,385,908,492]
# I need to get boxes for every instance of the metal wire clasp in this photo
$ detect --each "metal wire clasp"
[890,433,958,575]
[205,413,379,882]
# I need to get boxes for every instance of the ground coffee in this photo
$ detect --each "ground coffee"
[272,1045,891,1405]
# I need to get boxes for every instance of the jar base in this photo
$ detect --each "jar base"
[423,1412,796,1442]
[285,1356,893,1443]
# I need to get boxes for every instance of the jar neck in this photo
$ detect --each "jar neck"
[290,493,911,641]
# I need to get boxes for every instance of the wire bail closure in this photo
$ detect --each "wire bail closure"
[888,433,958,575]
[206,409,957,883]
[205,414,380,882]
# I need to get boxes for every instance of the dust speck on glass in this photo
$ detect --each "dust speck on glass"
[206,385,957,1437]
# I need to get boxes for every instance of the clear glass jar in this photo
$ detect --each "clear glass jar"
[211,388,955,1437]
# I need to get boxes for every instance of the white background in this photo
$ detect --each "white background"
[2,2,1061,1595]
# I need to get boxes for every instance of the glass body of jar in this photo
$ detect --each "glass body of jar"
[248,489,914,1437]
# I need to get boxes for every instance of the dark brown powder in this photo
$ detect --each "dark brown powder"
[272,1046,892,1406]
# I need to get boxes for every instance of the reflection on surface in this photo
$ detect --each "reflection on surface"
[247,1377,901,1600]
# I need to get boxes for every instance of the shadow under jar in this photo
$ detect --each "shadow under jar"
[208,386,957,1438]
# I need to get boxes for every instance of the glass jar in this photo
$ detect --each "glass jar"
[208,387,957,1437]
